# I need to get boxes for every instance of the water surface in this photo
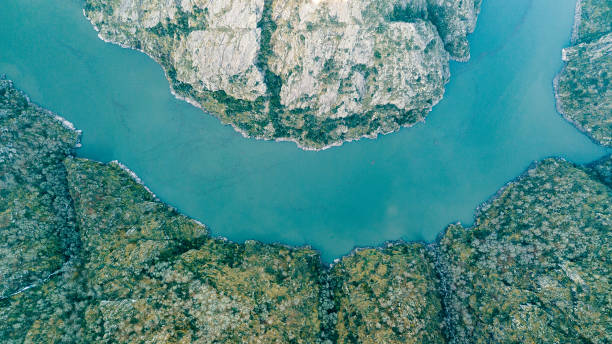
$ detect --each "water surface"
[1,0,608,261]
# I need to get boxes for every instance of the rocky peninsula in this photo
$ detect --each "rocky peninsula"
[83,0,481,150]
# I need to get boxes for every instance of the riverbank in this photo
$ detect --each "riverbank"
[554,0,612,146]
[2,75,611,342]
[82,0,483,151]
[84,9,439,152]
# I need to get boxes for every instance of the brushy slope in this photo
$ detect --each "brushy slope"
[2,3,612,334]
[556,0,612,146]
[439,159,612,343]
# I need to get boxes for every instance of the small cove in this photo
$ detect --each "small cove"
[1,0,609,261]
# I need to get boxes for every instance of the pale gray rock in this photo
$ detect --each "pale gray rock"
[84,0,481,149]
[268,0,449,119]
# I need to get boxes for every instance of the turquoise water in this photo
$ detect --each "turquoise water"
[1,0,608,261]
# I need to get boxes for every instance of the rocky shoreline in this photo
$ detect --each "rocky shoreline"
[83,0,482,150]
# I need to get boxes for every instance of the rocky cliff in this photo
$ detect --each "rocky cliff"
[83,0,481,149]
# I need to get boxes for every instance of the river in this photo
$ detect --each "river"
[1,0,608,261]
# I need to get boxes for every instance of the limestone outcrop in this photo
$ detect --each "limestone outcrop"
[84,0,481,149]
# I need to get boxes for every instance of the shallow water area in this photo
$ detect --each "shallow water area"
[1,0,609,261]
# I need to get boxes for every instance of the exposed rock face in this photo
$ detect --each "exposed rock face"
[556,0,612,146]
[84,0,481,149]
[427,0,481,60]
[439,159,612,343]
[171,0,267,101]
[267,0,450,120]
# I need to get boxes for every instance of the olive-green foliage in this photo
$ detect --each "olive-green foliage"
[556,0,612,146]
[331,244,446,344]
[439,159,612,343]
[2,77,611,343]
[0,263,88,344]
[0,79,441,344]
[586,154,612,187]
[0,79,87,343]
[576,0,612,44]
[0,79,79,298]
[66,158,325,343]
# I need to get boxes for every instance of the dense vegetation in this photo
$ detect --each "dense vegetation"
[0,79,88,343]
[556,0,612,146]
[1,76,610,342]
[575,0,612,44]
[1,0,610,341]
[330,245,446,344]
[440,160,611,343]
